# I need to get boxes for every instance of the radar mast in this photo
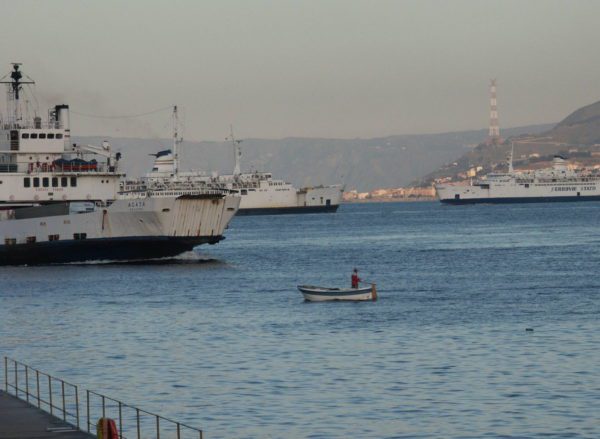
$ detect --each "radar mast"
[508,142,515,173]
[226,125,243,176]
[0,63,35,128]
[172,105,182,177]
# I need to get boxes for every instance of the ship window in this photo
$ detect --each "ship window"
[524,184,529,188]
[56,133,63,139]
[241,189,248,195]
[61,177,68,187]
[4,238,16,246]
[43,177,49,188]
[24,177,31,188]
[26,236,36,244]
[73,233,87,240]
[33,177,40,187]
[30,133,38,139]
[48,234,60,241]
[39,133,47,139]
[22,133,30,139]
[47,133,55,139]
[70,177,77,187]
[52,177,58,187]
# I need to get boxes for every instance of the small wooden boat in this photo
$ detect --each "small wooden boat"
[297,284,377,302]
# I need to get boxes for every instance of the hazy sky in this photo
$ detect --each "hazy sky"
[1,0,599,141]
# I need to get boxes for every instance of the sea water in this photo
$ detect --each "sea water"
[1,201,599,438]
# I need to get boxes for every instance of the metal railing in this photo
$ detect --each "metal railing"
[4,357,204,439]
[4,357,80,428]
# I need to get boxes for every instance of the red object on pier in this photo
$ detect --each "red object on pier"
[96,417,119,439]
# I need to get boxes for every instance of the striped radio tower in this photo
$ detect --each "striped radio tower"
[488,79,501,145]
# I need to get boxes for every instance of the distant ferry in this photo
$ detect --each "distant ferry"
[146,130,344,215]
[435,152,600,204]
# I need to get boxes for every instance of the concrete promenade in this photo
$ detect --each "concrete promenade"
[0,390,94,439]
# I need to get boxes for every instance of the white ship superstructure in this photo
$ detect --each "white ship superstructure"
[146,128,344,215]
[436,149,600,204]
[0,64,239,265]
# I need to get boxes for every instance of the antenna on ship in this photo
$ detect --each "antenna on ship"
[508,142,515,173]
[172,105,182,177]
[226,125,243,176]
[0,63,35,127]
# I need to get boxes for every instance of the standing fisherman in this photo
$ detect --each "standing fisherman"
[351,268,361,289]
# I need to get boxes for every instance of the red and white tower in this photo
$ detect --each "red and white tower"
[488,79,502,145]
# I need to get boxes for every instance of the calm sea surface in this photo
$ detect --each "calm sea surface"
[1,201,599,438]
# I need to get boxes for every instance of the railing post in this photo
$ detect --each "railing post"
[118,401,122,439]
[136,408,141,439]
[49,376,53,415]
[25,366,29,403]
[36,370,40,408]
[102,395,106,418]
[14,360,18,397]
[61,381,66,421]
[4,357,7,392]
[200,430,203,439]
[177,423,181,439]
[75,386,80,429]
[86,390,90,433]
[156,415,160,439]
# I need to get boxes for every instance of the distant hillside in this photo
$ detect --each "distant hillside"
[76,123,551,192]
[546,100,600,145]
[420,98,600,185]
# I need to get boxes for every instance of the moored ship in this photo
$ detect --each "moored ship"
[146,127,344,215]
[0,64,239,265]
[435,149,600,204]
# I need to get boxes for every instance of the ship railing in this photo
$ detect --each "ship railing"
[3,357,204,439]
[1,120,67,130]
[25,163,119,174]
[121,179,238,195]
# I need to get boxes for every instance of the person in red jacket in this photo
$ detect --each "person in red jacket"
[351,268,361,288]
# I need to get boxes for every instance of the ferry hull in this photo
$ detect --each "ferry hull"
[440,195,600,205]
[0,194,240,265]
[236,204,339,216]
[0,235,223,265]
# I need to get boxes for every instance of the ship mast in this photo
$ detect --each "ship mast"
[172,105,182,177]
[508,142,514,173]
[227,125,243,176]
[0,63,35,128]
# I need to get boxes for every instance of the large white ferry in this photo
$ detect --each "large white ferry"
[0,64,239,265]
[435,148,600,204]
[146,128,344,215]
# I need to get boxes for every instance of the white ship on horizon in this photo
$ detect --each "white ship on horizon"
[435,145,600,204]
[145,127,344,215]
[0,64,239,265]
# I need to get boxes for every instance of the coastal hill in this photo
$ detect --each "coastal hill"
[77,123,550,192]
[546,100,600,145]
[419,99,600,186]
